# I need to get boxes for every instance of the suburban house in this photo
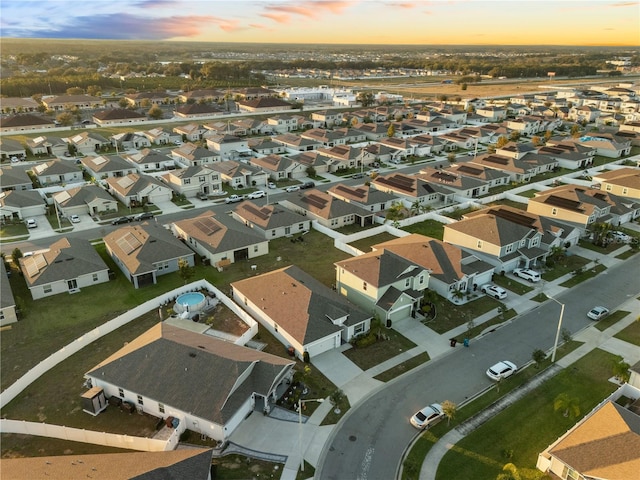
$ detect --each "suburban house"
[123,148,175,172]
[406,134,446,156]
[231,201,311,239]
[209,160,268,189]
[144,127,182,145]
[173,123,208,142]
[18,237,110,300]
[372,172,455,207]
[92,108,147,126]
[266,115,300,133]
[416,168,491,198]
[0,262,18,326]
[105,173,173,207]
[32,159,82,186]
[232,87,278,100]
[0,189,47,221]
[248,137,287,155]
[443,207,550,273]
[0,138,26,160]
[335,249,430,322]
[0,113,55,133]
[327,183,397,213]
[232,265,372,360]
[110,131,152,150]
[0,96,40,114]
[236,97,292,113]
[177,88,224,103]
[445,163,511,189]
[312,110,344,127]
[468,152,557,183]
[205,134,250,160]
[317,145,376,171]
[575,133,632,158]
[475,105,507,122]
[42,94,103,111]
[85,322,295,442]
[80,154,138,180]
[174,102,224,118]
[272,133,322,152]
[66,131,111,156]
[171,210,268,268]
[592,167,640,200]
[352,122,390,141]
[536,142,595,170]
[172,143,218,167]
[280,188,375,228]
[0,166,33,191]
[52,184,118,217]
[104,222,195,288]
[25,135,68,158]
[372,234,495,303]
[161,166,222,198]
[251,154,306,180]
[301,128,350,147]
[124,91,176,107]
[286,151,333,174]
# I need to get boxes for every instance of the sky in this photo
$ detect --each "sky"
[1,0,639,46]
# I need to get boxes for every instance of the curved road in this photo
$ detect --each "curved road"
[317,254,640,480]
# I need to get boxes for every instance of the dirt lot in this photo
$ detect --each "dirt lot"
[203,303,249,336]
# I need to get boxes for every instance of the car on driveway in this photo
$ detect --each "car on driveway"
[26,218,38,229]
[225,194,245,204]
[133,212,154,221]
[70,214,81,223]
[480,284,507,299]
[587,306,609,321]
[111,216,132,225]
[610,231,631,244]
[247,190,266,199]
[486,361,517,381]
[513,268,541,283]
[410,403,443,429]
[285,185,300,193]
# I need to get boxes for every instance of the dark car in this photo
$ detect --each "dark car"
[133,212,154,221]
[300,181,315,190]
[112,216,132,225]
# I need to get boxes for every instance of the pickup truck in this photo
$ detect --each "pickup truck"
[225,194,245,204]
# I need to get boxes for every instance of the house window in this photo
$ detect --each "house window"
[285,227,291,235]
[622,188,628,195]
[405,278,411,288]
[118,388,124,398]
[92,273,98,282]
[605,184,612,191]
[137,395,144,405]
[531,237,539,247]
[477,240,483,249]
[274,323,278,332]
[272,230,277,237]
[505,244,514,254]
[298,223,304,230]
[158,403,165,414]
[354,323,365,335]
[198,176,205,183]
[419,275,424,285]
[551,208,557,215]
[156,261,169,271]
[363,282,367,291]
[184,179,191,185]
[43,284,52,294]
[253,245,259,253]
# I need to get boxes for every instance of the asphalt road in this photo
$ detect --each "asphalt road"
[316,254,640,480]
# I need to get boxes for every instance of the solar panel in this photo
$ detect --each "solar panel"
[332,146,349,155]
[244,203,270,221]
[116,231,142,255]
[54,190,71,203]
[457,165,483,176]
[544,195,582,210]
[93,156,107,165]
[117,176,135,189]
[194,217,221,236]
[484,156,510,166]
[304,193,328,209]
[488,208,536,228]
[433,171,458,183]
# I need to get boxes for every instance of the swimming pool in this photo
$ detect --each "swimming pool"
[174,292,207,314]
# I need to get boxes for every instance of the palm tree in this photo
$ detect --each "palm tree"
[612,358,630,383]
[554,393,580,419]
[590,222,612,247]
[441,400,456,426]
[385,202,407,227]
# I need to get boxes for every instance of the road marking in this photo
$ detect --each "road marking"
[357,446,374,480]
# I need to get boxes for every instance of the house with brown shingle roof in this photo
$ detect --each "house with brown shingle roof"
[143,126,182,145]
[416,167,490,198]
[171,210,268,268]
[104,222,195,288]
[327,183,396,213]
[174,102,224,119]
[250,153,306,180]
[592,167,640,201]
[42,94,103,111]
[66,131,110,155]
[371,172,455,207]
[105,173,173,207]
[236,97,292,113]
[92,108,146,126]
[85,322,295,442]
[317,145,376,171]
[172,123,207,142]
[0,113,55,133]
[231,201,310,239]
[171,142,218,167]
[161,165,222,198]
[209,160,267,189]
[124,91,176,107]
[18,237,110,299]
[52,184,118,217]
[32,159,82,186]
[80,154,138,180]
[445,163,511,189]
[272,133,322,152]
[177,88,225,103]
[468,151,557,183]
[248,137,287,155]
[232,265,372,360]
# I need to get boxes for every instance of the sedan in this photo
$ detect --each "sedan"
[70,214,81,223]
[587,306,609,321]
[285,185,300,193]
[410,403,443,429]
[26,218,38,229]
[486,361,517,381]
[480,284,507,300]
[111,216,132,225]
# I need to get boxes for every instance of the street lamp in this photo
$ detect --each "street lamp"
[298,398,324,472]
[548,295,565,363]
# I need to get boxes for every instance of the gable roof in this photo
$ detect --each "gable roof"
[285,188,372,219]
[233,201,308,230]
[53,184,116,208]
[327,183,396,206]
[0,165,32,187]
[0,189,44,208]
[335,249,422,287]
[93,108,146,121]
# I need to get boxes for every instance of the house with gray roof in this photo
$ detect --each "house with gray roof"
[327,183,397,213]
[143,126,182,146]
[209,160,268,189]
[272,133,322,152]
[232,265,372,360]
[104,222,195,288]
[0,165,33,191]
[0,138,26,161]
[85,322,294,442]
[32,159,82,186]
[445,163,511,189]
[205,134,250,160]
[171,210,268,268]
[52,184,117,217]
[123,148,175,172]
[286,151,333,174]
[175,102,224,119]
[1,262,18,326]
[106,173,173,207]
[0,189,46,221]
[372,172,455,207]
[92,108,147,126]
[250,154,306,180]
[416,167,490,198]
[66,131,110,155]
[42,94,103,111]
[317,145,376,171]
[161,165,222,198]
[172,143,218,167]
[231,201,311,239]
[18,237,110,299]
[248,137,287,155]
[0,114,55,133]
[25,135,68,158]
[80,154,138,180]
[110,131,152,150]
[173,123,207,142]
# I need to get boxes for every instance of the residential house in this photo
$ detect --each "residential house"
[505,116,544,136]
[438,132,476,151]
[445,163,511,189]
[205,134,250,160]
[279,188,375,228]
[232,118,272,135]
[0,262,17,326]
[18,237,110,300]
[41,94,103,111]
[416,167,490,198]
[0,96,40,114]
[66,131,111,155]
[236,97,292,113]
[110,132,152,150]
[232,265,372,359]
[272,133,322,152]
[335,249,429,322]
[231,201,311,239]
[32,159,82,186]
[144,127,182,146]
[85,322,294,442]
[377,137,416,161]
[475,106,507,122]
[81,154,138,180]
[575,133,632,158]
[301,128,350,147]
[372,234,495,303]
[0,138,26,161]
[351,122,390,141]
[209,160,268,189]
[124,148,175,172]
[592,167,640,200]
[174,103,224,118]
[124,91,176,107]
[203,121,247,137]
[0,165,33,191]
[171,210,268,268]
[568,105,601,123]
[371,172,454,207]
[362,143,397,163]
[327,183,398,214]
[92,108,147,126]
[0,114,56,133]
[106,173,173,207]
[266,115,299,133]
[406,134,446,157]
[537,142,595,170]
[173,123,208,142]
[317,145,375,171]
[104,222,195,288]
[468,152,557,183]
[25,135,68,158]
[161,166,222,198]
[177,88,225,103]
[286,151,333,174]
[312,110,344,127]
[248,138,286,155]
[0,189,46,221]
[53,184,118,217]
[250,154,306,180]
[172,143,218,168]
[231,87,277,100]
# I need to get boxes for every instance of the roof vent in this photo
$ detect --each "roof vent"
[189,352,196,358]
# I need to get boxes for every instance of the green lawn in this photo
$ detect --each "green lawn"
[594,310,631,332]
[559,264,607,288]
[541,254,590,281]
[435,349,619,480]
[342,328,417,371]
[402,220,446,240]
[374,352,431,382]
[348,231,399,253]
[492,275,534,296]
[614,317,640,346]
[425,295,504,334]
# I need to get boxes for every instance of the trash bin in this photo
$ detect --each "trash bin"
[450,338,457,347]
[463,338,469,347]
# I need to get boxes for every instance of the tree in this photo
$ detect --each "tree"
[11,247,23,263]
[532,348,546,368]
[441,400,456,426]
[460,83,467,91]
[86,85,102,97]
[570,124,581,138]
[329,389,345,414]
[496,463,521,480]
[447,152,456,163]
[177,258,195,285]
[531,135,542,146]
[590,222,612,247]
[612,358,630,383]
[554,393,580,419]
[385,202,407,227]
[140,98,152,108]
[496,135,509,148]
[509,131,521,142]
[148,105,164,120]
[118,97,129,108]
[66,86,84,95]
[357,92,375,107]
[306,166,316,178]
[387,123,396,138]
[56,112,74,126]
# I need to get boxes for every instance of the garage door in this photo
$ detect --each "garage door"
[388,304,412,322]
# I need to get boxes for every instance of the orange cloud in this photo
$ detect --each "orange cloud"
[611,2,637,6]
[155,15,221,37]
[261,12,291,23]
[263,1,353,21]
[397,2,417,8]
[219,20,242,32]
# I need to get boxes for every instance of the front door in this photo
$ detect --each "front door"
[67,279,78,290]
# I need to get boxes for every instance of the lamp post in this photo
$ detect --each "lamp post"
[548,295,565,363]
[298,398,324,472]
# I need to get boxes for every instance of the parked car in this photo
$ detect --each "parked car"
[225,194,244,204]
[133,212,154,221]
[587,306,609,321]
[512,268,541,283]
[26,218,37,229]
[300,181,315,190]
[486,361,517,381]
[285,185,300,193]
[10,156,20,163]
[247,190,266,199]
[196,192,208,200]
[111,216,132,225]
[410,403,443,429]
[352,172,364,179]
[480,284,507,300]
[610,231,631,244]
[69,214,81,223]
[267,182,277,189]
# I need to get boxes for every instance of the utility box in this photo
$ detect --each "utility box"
[82,387,108,416]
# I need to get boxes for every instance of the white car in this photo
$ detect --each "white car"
[480,284,507,300]
[70,214,81,223]
[610,231,631,244]
[409,403,443,429]
[587,306,609,321]
[285,185,300,193]
[486,361,517,381]
[26,218,38,229]
[268,182,277,189]
[247,190,266,199]
[513,268,541,283]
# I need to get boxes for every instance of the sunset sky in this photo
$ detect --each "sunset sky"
[1,0,638,46]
